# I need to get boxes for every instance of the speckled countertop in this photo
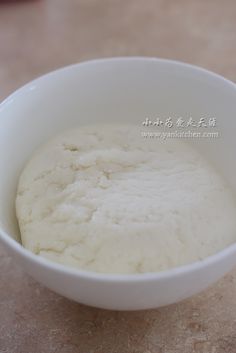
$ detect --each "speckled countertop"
[0,1,236,352]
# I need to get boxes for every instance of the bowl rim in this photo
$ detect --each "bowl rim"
[0,56,236,283]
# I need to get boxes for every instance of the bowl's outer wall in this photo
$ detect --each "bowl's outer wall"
[1,232,236,310]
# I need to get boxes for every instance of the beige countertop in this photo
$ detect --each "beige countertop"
[0,1,236,352]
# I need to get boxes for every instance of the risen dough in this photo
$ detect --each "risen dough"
[16,124,236,274]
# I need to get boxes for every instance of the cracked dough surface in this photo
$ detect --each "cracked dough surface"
[16,124,236,274]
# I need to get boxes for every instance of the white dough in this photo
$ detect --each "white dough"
[16,124,236,274]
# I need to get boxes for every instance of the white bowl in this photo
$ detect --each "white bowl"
[0,57,236,310]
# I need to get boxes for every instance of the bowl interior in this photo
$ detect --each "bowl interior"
[0,58,236,244]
